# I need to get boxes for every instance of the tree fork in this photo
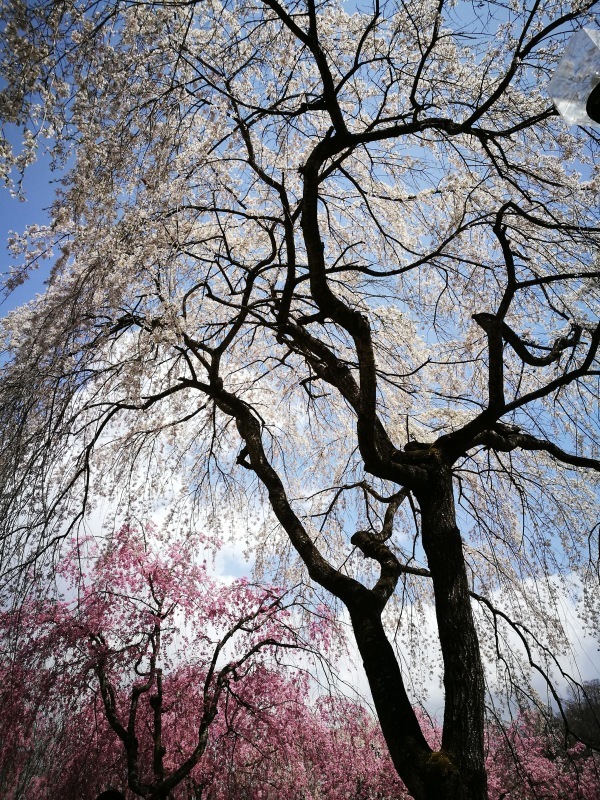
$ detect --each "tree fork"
[231,385,488,799]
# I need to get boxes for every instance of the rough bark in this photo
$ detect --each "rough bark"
[349,600,487,800]
[416,460,487,800]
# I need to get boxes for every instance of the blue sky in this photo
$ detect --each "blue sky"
[1,135,58,313]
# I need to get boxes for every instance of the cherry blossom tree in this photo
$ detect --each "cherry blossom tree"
[562,680,600,748]
[0,664,411,800]
[0,525,336,799]
[0,2,599,798]
[486,711,600,800]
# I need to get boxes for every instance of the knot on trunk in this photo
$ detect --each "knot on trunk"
[426,750,457,777]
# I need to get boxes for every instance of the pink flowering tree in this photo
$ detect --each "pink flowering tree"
[485,711,600,800]
[0,525,337,799]
[199,682,411,800]
[2,524,599,800]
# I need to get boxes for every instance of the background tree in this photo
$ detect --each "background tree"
[561,680,600,749]
[3,527,598,800]
[0,525,336,799]
[486,711,600,800]
[1,1,599,799]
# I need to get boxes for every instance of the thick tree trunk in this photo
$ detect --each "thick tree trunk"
[416,464,488,800]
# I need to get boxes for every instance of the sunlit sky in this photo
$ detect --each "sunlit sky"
[1,133,57,313]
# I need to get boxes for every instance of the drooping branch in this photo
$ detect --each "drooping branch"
[279,319,424,484]
[471,591,600,752]
[503,322,600,414]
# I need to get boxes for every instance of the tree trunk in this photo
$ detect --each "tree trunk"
[416,463,488,800]
[350,593,486,800]
[349,603,433,799]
